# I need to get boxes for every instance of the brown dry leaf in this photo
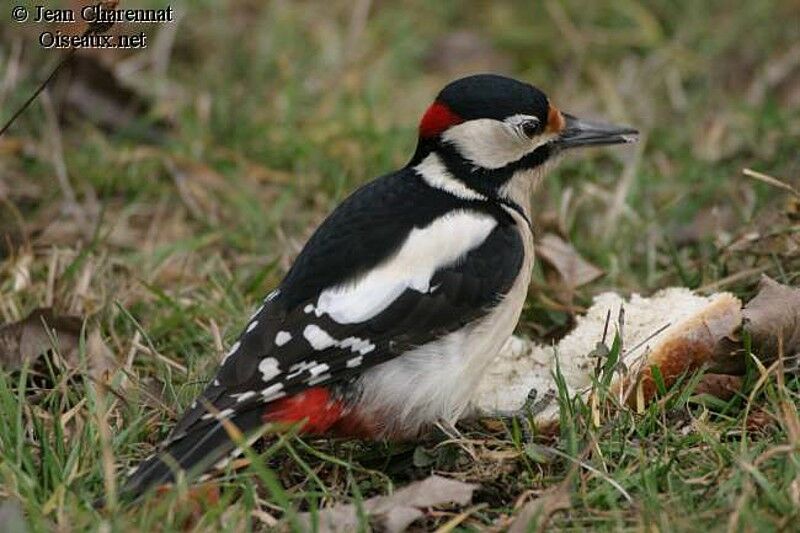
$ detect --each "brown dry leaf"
[0,309,116,379]
[299,475,476,533]
[743,276,800,361]
[508,485,571,533]
[712,276,800,374]
[0,309,81,370]
[537,233,604,288]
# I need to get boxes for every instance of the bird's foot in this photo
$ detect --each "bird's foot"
[492,388,556,442]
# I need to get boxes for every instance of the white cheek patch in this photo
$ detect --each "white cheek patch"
[315,211,496,324]
[442,118,529,169]
[442,118,553,169]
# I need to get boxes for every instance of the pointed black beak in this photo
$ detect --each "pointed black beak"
[556,113,638,150]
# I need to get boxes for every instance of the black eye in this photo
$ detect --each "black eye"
[521,118,541,138]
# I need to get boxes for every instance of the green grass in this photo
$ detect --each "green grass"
[1,0,799,530]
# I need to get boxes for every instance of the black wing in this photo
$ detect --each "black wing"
[122,169,525,500]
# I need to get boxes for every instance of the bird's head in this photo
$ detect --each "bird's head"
[410,74,638,205]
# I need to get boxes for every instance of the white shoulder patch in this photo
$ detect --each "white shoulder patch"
[315,210,497,324]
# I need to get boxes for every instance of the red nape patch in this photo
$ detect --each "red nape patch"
[419,101,463,138]
[263,387,345,434]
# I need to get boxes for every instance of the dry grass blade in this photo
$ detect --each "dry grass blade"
[508,485,571,533]
[743,168,800,199]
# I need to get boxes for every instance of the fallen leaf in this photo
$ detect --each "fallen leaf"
[299,475,476,533]
[508,485,570,533]
[537,233,603,289]
[0,309,81,371]
[743,276,800,361]
[0,308,116,380]
[712,276,800,373]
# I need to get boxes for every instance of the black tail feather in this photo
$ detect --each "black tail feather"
[120,406,264,502]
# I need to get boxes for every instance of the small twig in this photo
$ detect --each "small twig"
[0,48,76,137]
[601,309,611,345]
[696,264,771,293]
[0,0,121,137]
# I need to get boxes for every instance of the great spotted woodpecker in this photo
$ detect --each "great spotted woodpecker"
[123,74,637,499]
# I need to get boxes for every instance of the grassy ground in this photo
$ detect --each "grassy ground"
[1,0,799,530]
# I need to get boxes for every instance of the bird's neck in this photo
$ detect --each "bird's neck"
[409,139,549,222]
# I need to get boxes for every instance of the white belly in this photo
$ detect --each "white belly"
[354,213,534,438]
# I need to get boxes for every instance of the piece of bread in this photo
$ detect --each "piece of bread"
[471,289,742,426]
